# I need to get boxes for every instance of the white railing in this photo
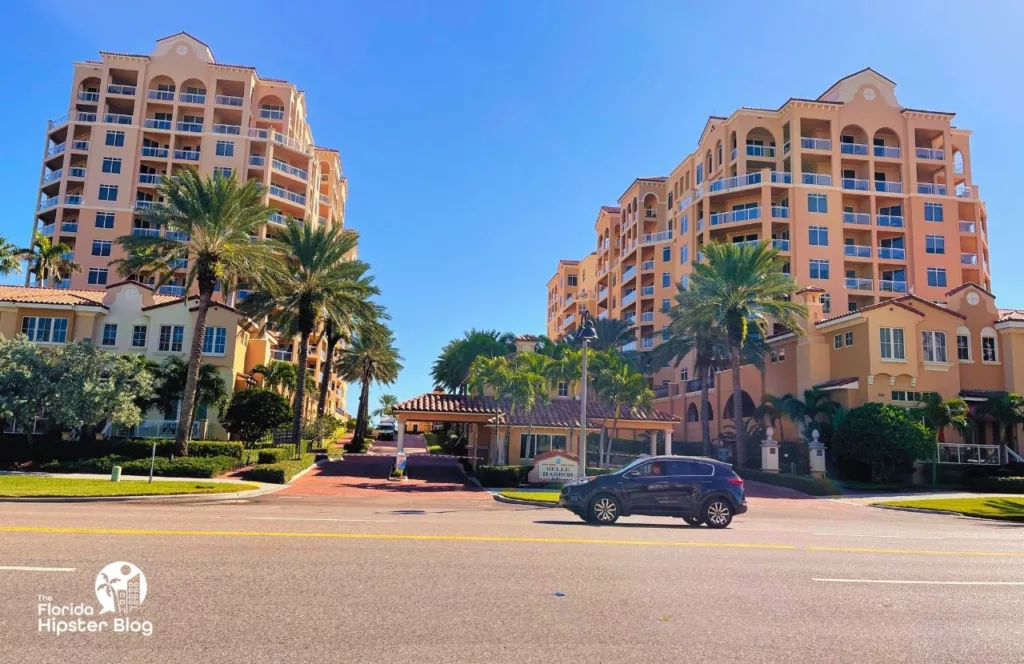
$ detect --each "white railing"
[645,208,657,218]
[260,108,285,120]
[598,287,609,301]
[78,91,99,102]
[640,260,655,271]
[268,212,288,226]
[71,140,89,151]
[138,173,160,184]
[745,144,776,158]
[158,285,186,297]
[248,127,269,140]
[562,314,576,329]
[840,142,869,156]
[876,214,904,228]
[43,169,62,183]
[874,181,903,193]
[61,222,78,233]
[709,171,761,193]
[694,184,704,199]
[597,311,609,320]
[39,195,59,209]
[148,89,175,101]
[959,221,976,233]
[166,231,190,242]
[319,194,329,205]
[732,239,760,248]
[710,206,760,226]
[215,94,244,106]
[937,443,1000,465]
[64,194,82,205]
[76,111,97,122]
[771,206,789,218]
[918,183,946,195]
[213,123,242,135]
[269,185,306,206]
[134,200,154,211]
[141,146,169,158]
[46,142,66,157]
[801,173,832,186]
[271,349,293,361]
[956,187,975,199]
[272,159,309,180]
[179,92,207,104]
[879,280,908,293]
[39,224,55,235]
[877,247,906,260]
[622,266,637,282]
[845,277,873,291]
[916,147,944,160]
[640,285,655,296]
[272,131,310,154]
[874,145,901,158]
[844,244,871,258]
[176,121,202,133]
[107,83,136,96]
[621,291,636,307]
[564,294,575,307]
[640,230,673,244]
[132,227,160,237]
[800,137,831,150]
[621,341,637,352]
[640,312,655,323]
[103,113,133,124]
[961,253,979,265]
[49,113,69,129]
[640,337,655,349]
[842,177,870,191]
[678,195,693,211]
[772,239,790,251]
[731,147,738,160]
[249,155,266,167]
[770,171,792,184]
[69,167,86,178]
[173,150,200,161]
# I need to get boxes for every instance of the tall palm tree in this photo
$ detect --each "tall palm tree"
[18,232,80,287]
[0,236,22,277]
[336,321,403,443]
[914,393,968,444]
[251,361,299,396]
[978,393,1024,449]
[114,170,277,455]
[241,219,380,446]
[316,315,352,418]
[546,348,583,452]
[372,393,399,419]
[430,329,515,394]
[685,241,806,465]
[589,351,654,466]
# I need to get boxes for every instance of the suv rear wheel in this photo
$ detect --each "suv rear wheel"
[702,498,734,529]
[588,495,621,525]
[682,516,703,527]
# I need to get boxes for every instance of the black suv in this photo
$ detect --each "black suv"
[558,456,747,528]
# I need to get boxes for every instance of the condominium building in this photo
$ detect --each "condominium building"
[545,252,599,339]
[550,68,990,388]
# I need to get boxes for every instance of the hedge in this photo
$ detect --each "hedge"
[586,467,617,476]
[343,437,374,454]
[240,453,317,484]
[736,468,844,497]
[964,476,1024,494]
[39,454,239,479]
[1,436,244,466]
[256,447,294,464]
[476,465,531,488]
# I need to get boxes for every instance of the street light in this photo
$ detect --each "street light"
[575,316,598,477]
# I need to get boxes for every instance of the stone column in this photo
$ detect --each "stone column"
[761,426,780,473]
[665,429,673,456]
[808,429,826,478]
[649,430,657,457]
[396,423,405,455]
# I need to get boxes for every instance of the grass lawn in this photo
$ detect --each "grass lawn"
[0,476,260,498]
[878,497,1024,521]
[498,490,560,503]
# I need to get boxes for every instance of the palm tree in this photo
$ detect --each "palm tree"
[978,393,1024,449]
[241,219,380,447]
[685,241,806,465]
[754,393,788,443]
[779,388,841,442]
[571,318,634,352]
[336,321,403,443]
[589,351,654,466]
[546,348,583,452]
[0,236,22,277]
[430,330,515,394]
[517,352,553,459]
[316,315,351,418]
[18,232,80,287]
[372,393,399,419]
[150,357,228,433]
[251,361,299,396]
[914,393,969,444]
[468,354,547,464]
[113,170,277,455]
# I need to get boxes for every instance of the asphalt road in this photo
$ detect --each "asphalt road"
[1,490,1023,663]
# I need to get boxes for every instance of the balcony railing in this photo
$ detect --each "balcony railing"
[173,150,200,161]
[71,140,89,151]
[915,147,944,160]
[55,279,71,289]
[598,287,609,301]
[271,349,293,362]
[877,247,906,260]
[842,212,869,225]
[597,310,608,320]
[103,113,133,124]
[134,200,154,211]
[272,131,310,154]
[46,142,66,157]
[269,185,306,206]
[876,214,904,228]
[49,113,69,129]
[745,144,776,158]
[918,183,946,195]
[840,142,869,156]
[843,244,871,258]
[213,123,242,135]
[319,194,330,205]
[623,315,635,326]
[562,314,576,329]
[874,181,903,193]
[564,294,575,307]
[770,171,792,184]
[874,145,901,158]
[215,94,244,107]
[260,108,285,120]
[68,167,86,178]
[800,137,831,151]
[248,128,269,140]
[169,258,188,270]
[783,141,790,154]
[61,222,78,233]
[622,266,637,282]
[961,253,979,265]
[179,92,207,104]
[771,206,789,218]
[148,89,175,101]
[39,224,55,236]
[78,91,99,102]
[640,337,655,349]
[166,231,189,242]
[158,285,186,297]
[272,159,309,180]
[249,155,266,167]
[640,230,673,245]
[710,206,761,226]
[685,376,714,393]
[268,212,288,226]
[678,195,693,211]
[772,239,790,251]
[176,121,202,133]
[236,290,252,302]
[640,286,655,297]
[842,177,870,191]
[138,173,160,185]
[76,112,97,123]
[879,280,908,293]
[132,227,160,237]
[107,83,136,96]
[956,187,974,199]
[640,260,655,271]
[621,291,637,307]
[621,341,637,352]
[845,277,873,291]
[640,311,655,323]
[644,209,657,218]
[42,169,62,183]
[733,239,760,248]
[959,221,976,233]
[709,171,761,194]
[801,173,832,186]
[64,194,82,205]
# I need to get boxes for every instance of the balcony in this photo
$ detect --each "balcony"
[770,171,793,184]
[877,247,906,260]
[842,177,870,191]
[745,144,776,158]
[49,113,69,130]
[132,227,160,237]
[60,221,78,233]
[801,173,832,186]
[562,314,576,329]
[879,280,908,293]
[319,194,330,205]
[141,146,169,158]
[842,212,870,226]
[148,89,175,101]
[843,244,872,258]
[78,91,99,102]
[39,224,55,236]
[731,147,738,160]
[710,206,761,226]
[64,194,82,205]
[76,111,97,123]
[249,155,266,167]
[640,311,655,323]
[874,181,903,193]
[176,121,202,133]
[956,187,975,199]
[71,140,89,151]
[68,167,86,178]
[621,341,637,352]
[874,145,901,159]
[845,277,873,291]
[107,84,136,96]
[621,291,637,307]
[622,266,637,282]
[640,285,655,297]
[272,159,309,180]
[876,214,904,228]
[173,150,200,162]
[138,173,161,185]
[598,287,608,301]
[916,147,944,160]
[685,376,714,393]
[678,195,693,211]
[918,183,946,195]
[179,92,206,105]
[640,230,673,245]
[46,142,66,158]
[840,142,869,156]
[800,137,831,151]
[772,239,790,251]
[564,294,574,307]
[640,337,655,349]
[141,117,171,131]
[159,285,186,297]
[271,349,293,362]
[269,185,306,206]
[166,231,189,242]
[597,311,608,320]
[215,95,244,107]
[213,123,242,135]
[134,200,154,211]
[272,131,310,154]
[42,169,62,184]
[236,289,252,302]
[624,314,636,326]
[268,212,288,226]
[644,209,657,218]
[771,206,790,219]
[248,128,269,140]
[961,253,979,266]
[169,258,188,270]
[640,260,655,271]
[103,113,133,125]
[709,171,761,194]
[260,108,285,120]
[959,221,976,233]
[55,279,71,289]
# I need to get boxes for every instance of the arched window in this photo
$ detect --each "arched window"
[723,392,756,419]
[981,327,999,363]
[956,325,971,362]
[687,403,699,422]
[716,140,723,167]
[953,150,965,175]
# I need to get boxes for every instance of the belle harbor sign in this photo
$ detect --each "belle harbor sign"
[527,451,580,484]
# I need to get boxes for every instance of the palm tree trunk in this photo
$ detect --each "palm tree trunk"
[355,367,372,442]
[317,333,340,417]
[175,290,213,456]
[700,367,712,457]
[291,332,311,455]
[730,345,746,465]
[525,405,535,462]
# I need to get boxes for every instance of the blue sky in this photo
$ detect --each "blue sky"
[3,1,1024,413]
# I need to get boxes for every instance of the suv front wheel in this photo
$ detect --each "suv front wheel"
[588,495,621,525]
[702,498,734,529]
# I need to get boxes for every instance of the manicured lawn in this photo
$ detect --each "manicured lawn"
[498,490,560,503]
[0,476,259,498]
[878,497,1024,521]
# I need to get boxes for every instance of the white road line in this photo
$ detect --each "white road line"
[813,578,1024,586]
[0,566,76,572]
[246,517,395,523]
[812,532,943,540]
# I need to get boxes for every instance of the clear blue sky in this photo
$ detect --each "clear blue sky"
[3,1,1024,412]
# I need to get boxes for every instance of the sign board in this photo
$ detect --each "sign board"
[395,453,407,474]
[528,451,580,484]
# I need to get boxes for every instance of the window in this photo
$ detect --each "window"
[927,267,947,288]
[924,202,944,222]
[215,140,235,157]
[213,167,233,179]
[101,157,122,174]
[662,247,671,262]
[131,325,148,348]
[680,244,689,264]
[680,368,689,381]
[681,215,688,234]
[662,273,670,288]
[566,275,577,287]
[661,298,670,312]
[98,184,118,201]
[880,327,906,361]
[892,391,934,403]
[87,268,108,285]
[925,235,945,254]
[770,348,786,363]
[921,331,947,363]
[557,382,568,397]
[957,327,971,361]
[105,130,125,147]
[680,274,689,290]
[821,293,831,314]
[809,259,829,280]
[101,323,118,347]
[21,317,68,343]
[91,240,112,257]
[982,329,998,363]
[808,193,827,213]
[834,334,843,349]
[808,226,828,246]
[696,163,703,184]
[95,212,115,229]
[159,325,185,353]
[845,331,854,347]
[202,326,228,355]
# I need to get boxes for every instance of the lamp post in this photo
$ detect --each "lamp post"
[575,316,598,478]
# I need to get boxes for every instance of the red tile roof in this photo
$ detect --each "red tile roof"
[393,393,679,426]
[998,309,1024,323]
[946,281,995,299]
[515,334,541,342]
[815,377,859,389]
[156,31,212,49]
[816,294,965,326]
[600,206,621,213]
[795,286,826,294]
[0,286,106,308]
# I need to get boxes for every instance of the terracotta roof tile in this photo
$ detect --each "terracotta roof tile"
[600,206,621,213]
[795,286,826,294]
[515,334,541,342]
[816,294,965,325]
[393,393,679,426]
[815,376,858,389]
[998,309,1024,323]
[0,286,106,308]
[947,281,995,299]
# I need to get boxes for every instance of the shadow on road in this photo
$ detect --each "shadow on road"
[533,519,693,530]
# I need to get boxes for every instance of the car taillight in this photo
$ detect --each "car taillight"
[727,477,744,487]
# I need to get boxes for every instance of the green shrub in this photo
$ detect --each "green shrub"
[187,441,244,460]
[965,476,1024,494]
[344,437,373,453]
[476,465,531,487]
[39,454,238,478]
[240,453,317,484]
[221,388,293,446]
[586,467,617,476]
[831,403,932,482]
[257,447,293,464]
[736,468,843,496]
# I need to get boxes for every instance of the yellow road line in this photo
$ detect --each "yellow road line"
[0,525,1021,557]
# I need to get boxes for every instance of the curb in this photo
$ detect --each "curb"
[870,503,1024,522]
[0,484,275,504]
[490,492,559,508]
